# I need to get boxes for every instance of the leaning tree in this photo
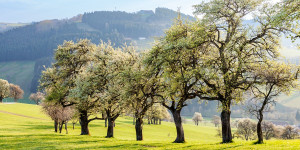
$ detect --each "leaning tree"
[246,62,299,144]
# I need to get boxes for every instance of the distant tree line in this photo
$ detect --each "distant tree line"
[0,8,192,62]
[234,119,299,141]
[82,8,193,38]
[0,20,124,62]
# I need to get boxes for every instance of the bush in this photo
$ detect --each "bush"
[235,118,256,141]
[261,121,276,140]
[281,125,299,139]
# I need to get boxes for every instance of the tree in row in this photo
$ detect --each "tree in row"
[39,0,299,144]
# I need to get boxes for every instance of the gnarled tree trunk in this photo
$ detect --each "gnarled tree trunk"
[105,110,119,138]
[221,108,232,143]
[257,110,264,144]
[171,110,185,143]
[79,110,89,135]
[135,117,143,141]
[106,118,115,138]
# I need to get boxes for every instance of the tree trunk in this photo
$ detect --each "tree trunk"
[257,111,264,144]
[0,97,3,103]
[150,118,153,124]
[221,108,232,143]
[65,122,68,134]
[59,122,64,133]
[59,123,61,133]
[54,120,58,132]
[135,117,143,141]
[148,118,150,124]
[106,117,115,138]
[105,118,107,127]
[159,119,161,125]
[73,123,75,130]
[79,110,89,135]
[171,110,185,143]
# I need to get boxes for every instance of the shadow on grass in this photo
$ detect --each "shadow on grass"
[221,144,243,150]
[0,133,112,149]
[0,133,245,150]
[253,140,265,145]
[20,124,53,130]
[81,143,157,150]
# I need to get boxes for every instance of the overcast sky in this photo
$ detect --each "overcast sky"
[0,0,199,23]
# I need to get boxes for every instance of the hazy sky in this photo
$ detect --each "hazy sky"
[0,0,199,23]
[0,0,298,57]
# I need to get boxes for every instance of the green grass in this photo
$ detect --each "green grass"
[0,103,299,149]
[0,61,35,95]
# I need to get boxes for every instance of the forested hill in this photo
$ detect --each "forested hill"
[0,7,193,96]
[0,8,193,62]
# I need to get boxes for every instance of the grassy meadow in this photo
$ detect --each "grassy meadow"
[0,103,299,150]
[0,61,35,96]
